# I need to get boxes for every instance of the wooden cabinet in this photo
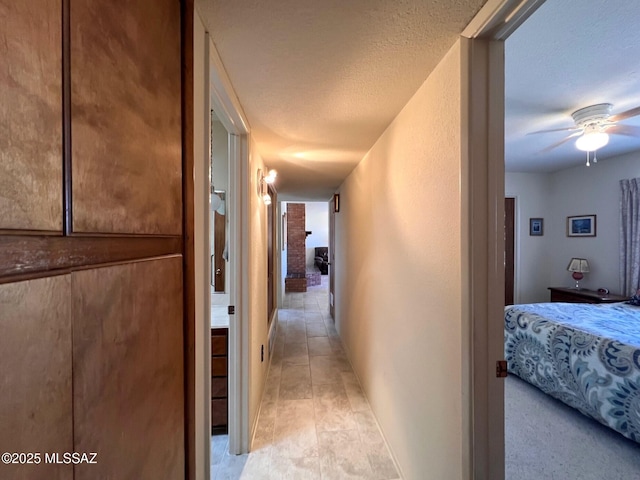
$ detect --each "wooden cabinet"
[73,259,184,479]
[0,0,189,477]
[71,0,182,235]
[0,276,73,480]
[211,328,228,434]
[0,0,63,232]
[548,287,628,304]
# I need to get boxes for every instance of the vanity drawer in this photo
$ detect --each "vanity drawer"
[211,398,227,426]
[211,376,227,397]
[211,357,227,376]
[211,335,227,355]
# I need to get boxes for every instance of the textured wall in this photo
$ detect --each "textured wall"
[334,42,463,480]
[505,172,553,303]
[248,137,270,438]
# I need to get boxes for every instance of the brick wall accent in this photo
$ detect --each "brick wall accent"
[286,203,306,276]
[286,203,307,292]
[285,276,307,292]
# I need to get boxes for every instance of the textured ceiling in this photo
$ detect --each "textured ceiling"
[197,0,487,200]
[505,0,640,172]
[197,0,640,198]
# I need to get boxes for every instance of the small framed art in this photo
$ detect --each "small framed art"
[567,215,596,237]
[529,218,543,236]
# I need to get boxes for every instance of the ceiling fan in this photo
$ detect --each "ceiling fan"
[530,103,640,166]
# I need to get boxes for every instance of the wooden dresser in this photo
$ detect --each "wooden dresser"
[548,287,628,304]
[211,328,228,434]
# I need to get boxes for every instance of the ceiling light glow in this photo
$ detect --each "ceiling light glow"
[575,131,609,152]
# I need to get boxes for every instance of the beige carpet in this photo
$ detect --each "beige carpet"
[505,375,640,480]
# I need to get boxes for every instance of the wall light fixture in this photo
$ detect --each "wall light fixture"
[257,168,277,205]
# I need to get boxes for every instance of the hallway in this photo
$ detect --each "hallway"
[212,278,400,479]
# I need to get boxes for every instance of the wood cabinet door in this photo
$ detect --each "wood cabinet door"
[72,258,184,480]
[0,275,73,480]
[0,0,63,232]
[70,0,182,235]
[0,1,191,478]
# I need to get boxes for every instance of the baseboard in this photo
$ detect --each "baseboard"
[268,309,278,355]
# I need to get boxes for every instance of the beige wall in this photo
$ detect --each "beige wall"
[212,120,229,191]
[506,151,640,301]
[334,41,463,480]
[248,136,270,432]
[548,153,640,295]
[505,172,552,303]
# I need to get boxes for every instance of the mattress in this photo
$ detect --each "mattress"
[505,302,640,443]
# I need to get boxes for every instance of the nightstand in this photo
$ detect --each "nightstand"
[548,287,628,304]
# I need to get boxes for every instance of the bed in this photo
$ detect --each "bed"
[504,301,640,443]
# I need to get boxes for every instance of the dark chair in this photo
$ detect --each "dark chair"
[314,247,329,274]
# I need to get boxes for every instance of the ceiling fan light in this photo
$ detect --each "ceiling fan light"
[575,131,609,152]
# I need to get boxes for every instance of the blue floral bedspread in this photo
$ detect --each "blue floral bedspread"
[505,302,640,443]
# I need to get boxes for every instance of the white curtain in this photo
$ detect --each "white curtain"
[620,178,640,296]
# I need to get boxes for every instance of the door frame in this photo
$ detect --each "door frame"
[461,0,546,478]
[208,37,251,457]
[328,195,336,319]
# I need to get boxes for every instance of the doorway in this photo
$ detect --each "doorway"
[210,112,232,437]
[461,1,549,478]
[194,21,252,478]
[505,197,515,305]
[208,107,247,456]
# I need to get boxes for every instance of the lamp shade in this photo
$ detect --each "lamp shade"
[567,258,590,273]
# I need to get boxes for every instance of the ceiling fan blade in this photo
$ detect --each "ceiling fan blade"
[539,132,582,153]
[606,124,640,137]
[609,106,640,122]
[528,126,580,135]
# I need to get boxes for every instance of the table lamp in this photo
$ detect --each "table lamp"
[567,258,590,289]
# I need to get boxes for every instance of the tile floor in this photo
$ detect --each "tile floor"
[211,277,401,480]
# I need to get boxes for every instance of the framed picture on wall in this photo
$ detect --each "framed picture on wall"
[529,218,543,236]
[567,214,596,237]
